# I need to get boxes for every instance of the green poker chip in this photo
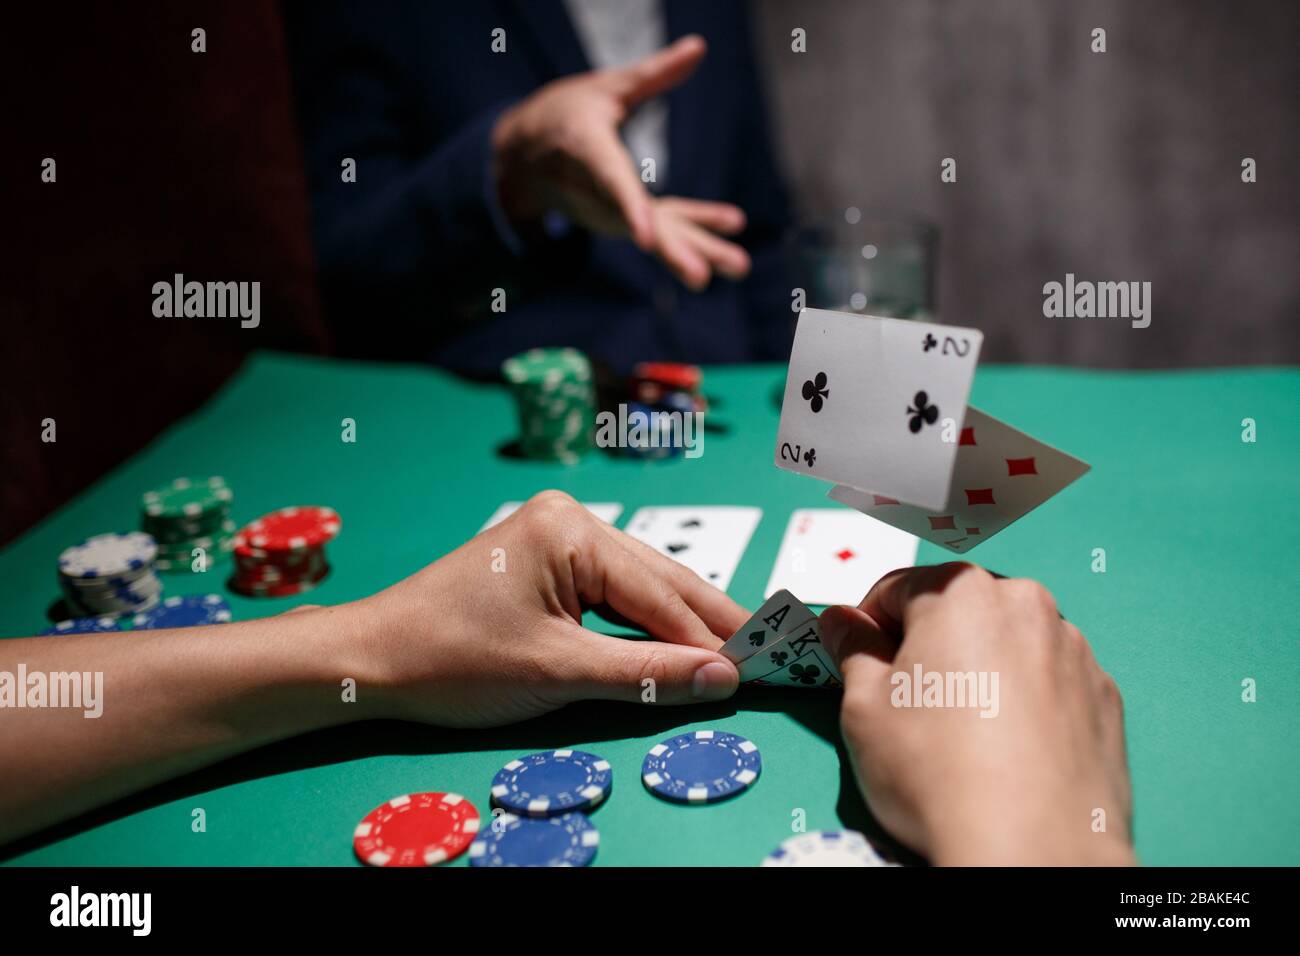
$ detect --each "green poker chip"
[140,477,236,573]
[141,476,232,519]
[502,348,595,463]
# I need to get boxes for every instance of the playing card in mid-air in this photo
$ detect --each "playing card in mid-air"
[480,501,623,531]
[624,506,761,590]
[828,406,1090,553]
[764,508,918,606]
[774,308,983,510]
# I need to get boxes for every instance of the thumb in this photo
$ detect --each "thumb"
[566,627,738,705]
[605,34,707,106]
[820,605,896,687]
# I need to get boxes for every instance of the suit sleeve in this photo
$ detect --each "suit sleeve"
[285,3,525,294]
[729,4,796,360]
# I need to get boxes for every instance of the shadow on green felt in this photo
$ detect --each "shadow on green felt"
[3,669,923,866]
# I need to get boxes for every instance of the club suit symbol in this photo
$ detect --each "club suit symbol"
[906,391,939,433]
[801,372,829,412]
[789,663,821,685]
[922,333,938,352]
[802,447,816,468]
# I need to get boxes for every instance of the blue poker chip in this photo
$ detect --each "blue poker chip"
[468,812,599,867]
[40,615,125,636]
[642,730,762,804]
[133,594,232,630]
[490,749,612,817]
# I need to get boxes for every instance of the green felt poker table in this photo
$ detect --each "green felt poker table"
[1,353,1297,866]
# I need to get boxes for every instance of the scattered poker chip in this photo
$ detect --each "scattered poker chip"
[490,749,613,817]
[502,347,596,463]
[467,812,599,867]
[142,477,236,574]
[761,830,897,867]
[641,730,762,804]
[132,594,232,629]
[40,615,127,636]
[228,506,339,597]
[353,792,481,867]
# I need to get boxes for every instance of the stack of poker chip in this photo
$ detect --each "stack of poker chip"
[466,748,611,866]
[229,506,340,597]
[502,347,596,463]
[630,361,704,410]
[626,361,704,460]
[57,532,163,617]
[141,476,237,572]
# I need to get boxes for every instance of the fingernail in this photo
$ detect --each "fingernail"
[692,661,738,701]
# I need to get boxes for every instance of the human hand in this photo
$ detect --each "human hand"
[820,563,1135,865]
[351,491,747,727]
[491,35,751,290]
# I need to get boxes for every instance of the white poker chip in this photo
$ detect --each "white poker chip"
[58,532,158,580]
[761,829,897,867]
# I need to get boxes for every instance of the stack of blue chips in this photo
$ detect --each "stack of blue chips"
[40,594,233,635]
[471,749,612,867]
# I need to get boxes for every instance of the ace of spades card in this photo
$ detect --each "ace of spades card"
[719,589,817,662]
[720,590,841,690]
[624,506,761,591]
[774,309,984,511]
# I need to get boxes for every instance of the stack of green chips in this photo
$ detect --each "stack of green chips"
[140,476,237,572]
[502,348,596,463]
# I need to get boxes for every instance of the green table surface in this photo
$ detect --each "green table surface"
[2,353,1297,866]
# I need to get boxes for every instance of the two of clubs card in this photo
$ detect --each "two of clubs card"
[721,590,840,689]
[774,308,1090,553]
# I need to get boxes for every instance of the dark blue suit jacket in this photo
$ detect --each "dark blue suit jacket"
[286,0,792,375]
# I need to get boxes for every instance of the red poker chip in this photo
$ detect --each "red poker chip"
[238,506,341,553]
[633,361,701,392]
[353,792,481,867]
[234,548,326,574]
[228,562,330,598]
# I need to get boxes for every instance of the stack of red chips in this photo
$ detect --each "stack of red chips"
[629,362,706,411]
[229,505,341,598]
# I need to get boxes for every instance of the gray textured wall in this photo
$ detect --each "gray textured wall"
[753,0,1299,366]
